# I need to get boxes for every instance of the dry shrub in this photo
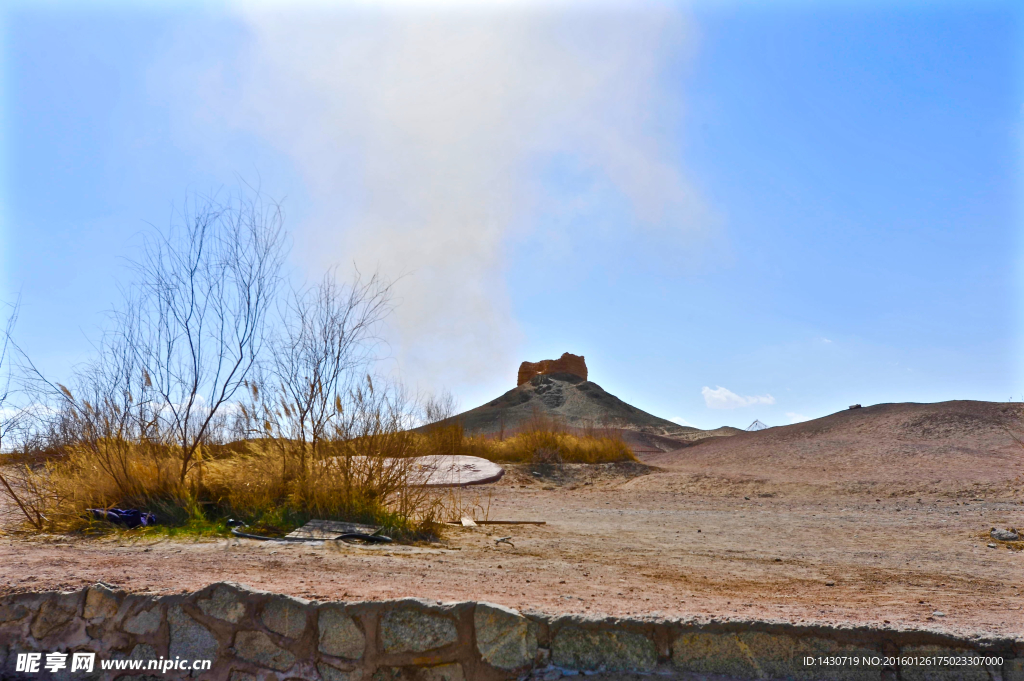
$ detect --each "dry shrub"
[0,379,444,538]
[410,408,634,465]
[426,484,494,524]
[1,437,438,537]
[206,385,439,535]
[463,429,634,464]
[461,412,634,464]
[0,440,183,533]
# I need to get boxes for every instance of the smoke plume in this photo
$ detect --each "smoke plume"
[188,3,713,388]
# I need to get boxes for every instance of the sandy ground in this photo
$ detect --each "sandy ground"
[1,400,1022,639]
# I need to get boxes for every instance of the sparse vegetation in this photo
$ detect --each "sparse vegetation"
[0,190,632,540]
[0,191,434,539]
[464,428,634,464]
[416,411,635,465]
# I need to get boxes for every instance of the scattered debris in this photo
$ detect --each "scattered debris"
[235,519,392,544]
[990,528,1019,542]
[495,536,515,548]
[286,519,381,540]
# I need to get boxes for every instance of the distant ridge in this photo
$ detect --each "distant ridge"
[642,400,1023,492]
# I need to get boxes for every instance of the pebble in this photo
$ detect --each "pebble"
[933,611,945,617]
[990,528,1019,542]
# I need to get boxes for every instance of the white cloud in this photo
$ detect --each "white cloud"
[670,416,695,427]
[785,412,809,424]
[701,386,775,410]
[165,4,712,388]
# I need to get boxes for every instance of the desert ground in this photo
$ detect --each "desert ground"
[2,400,1022,638]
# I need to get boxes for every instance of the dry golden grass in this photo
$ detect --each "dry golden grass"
[0,436,434,538]
[1,410,631,538]
[413,413,635,465]
[463,430,634,463]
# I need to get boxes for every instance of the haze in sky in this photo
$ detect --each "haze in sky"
[2,1,1021,429]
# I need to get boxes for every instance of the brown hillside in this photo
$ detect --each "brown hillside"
[648,400,1023,493]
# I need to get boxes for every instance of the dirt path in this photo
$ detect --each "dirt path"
[3,457,1021,639]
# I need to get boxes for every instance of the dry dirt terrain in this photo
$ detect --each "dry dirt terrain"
[2,400,1022,639]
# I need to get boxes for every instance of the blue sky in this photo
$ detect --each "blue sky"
[1,1,1021,429]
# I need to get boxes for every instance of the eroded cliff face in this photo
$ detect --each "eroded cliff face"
[517,352,588,386]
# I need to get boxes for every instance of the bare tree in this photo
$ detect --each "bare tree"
[0,301,36,528]
[418,388,462,460]
[128,191,285,484]
[0,300,19,452]
[422,388,459,426]
[270,270,393,475]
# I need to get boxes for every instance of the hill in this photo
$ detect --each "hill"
[442,367,739,448]
[645,399,1023,493]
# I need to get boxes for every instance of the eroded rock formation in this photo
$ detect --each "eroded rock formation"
[517,352,587,386]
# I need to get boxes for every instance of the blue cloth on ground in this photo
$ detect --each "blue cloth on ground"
[88,508,157,528]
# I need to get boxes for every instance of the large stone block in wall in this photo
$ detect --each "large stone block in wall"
[793,637,885,681]
[318,661,363,681]
[83,585,121,620]
[517,353,587,386]
[261,594,309,639]
[0,601,31,625]
[318,606,365,659]
[552,627,656,672]
[1004,657,1024,681]
[474,603,537,670]
[380,607,458,654]
[899,646,993,681]
[168,605,219,665]
[420,663,464,680]
[30,594,81,640]
[370,665,462,681]
[197,585,247,623]
[232,630,296,672]
[673,630,880,681]
[123,607,162,635]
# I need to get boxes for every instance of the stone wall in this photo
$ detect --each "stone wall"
[517,354,587,387]
[1,582,1021,681]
